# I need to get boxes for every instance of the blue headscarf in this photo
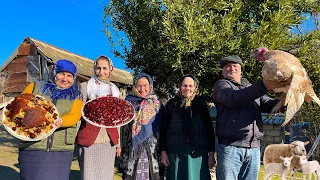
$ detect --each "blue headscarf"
[125,73,161,160]
[55,59,77,77]
[40,60,81,101]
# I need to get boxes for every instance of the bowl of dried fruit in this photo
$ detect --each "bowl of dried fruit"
[2,93,59,141]
[82,96,135,128]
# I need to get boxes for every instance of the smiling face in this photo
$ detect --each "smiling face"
[95,58,111,80]
[222,62,241,83]
[180,77,195,98]
[55,71,74,89]
[135,77,151,97]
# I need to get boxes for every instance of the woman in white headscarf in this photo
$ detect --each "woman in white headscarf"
[76,55,120,180]
[160,74,216,180]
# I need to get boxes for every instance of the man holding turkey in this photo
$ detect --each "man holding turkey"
[212,55,289,180]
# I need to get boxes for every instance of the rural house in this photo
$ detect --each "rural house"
[0,37,133,102]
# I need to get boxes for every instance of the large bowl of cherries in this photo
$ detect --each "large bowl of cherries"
[82,96,135,128]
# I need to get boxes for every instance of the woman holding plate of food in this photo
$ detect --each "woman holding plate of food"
[76,55,121,180]
[14,59,84,180]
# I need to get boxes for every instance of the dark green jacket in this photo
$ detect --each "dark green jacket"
[160,96,215,154]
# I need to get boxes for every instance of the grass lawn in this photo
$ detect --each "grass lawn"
[1,124,307,180]
[0,125,123,180]
[258,164,304,180]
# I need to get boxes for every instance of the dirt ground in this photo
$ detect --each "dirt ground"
[0,125,122,180]
[1,125,305,180]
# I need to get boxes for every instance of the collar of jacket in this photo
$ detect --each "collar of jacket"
[223,77,251,87]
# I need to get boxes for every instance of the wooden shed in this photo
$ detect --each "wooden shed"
[0,37,133,101]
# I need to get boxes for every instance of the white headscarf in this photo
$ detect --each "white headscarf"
[86,55,120,100]
[87,76,120,100]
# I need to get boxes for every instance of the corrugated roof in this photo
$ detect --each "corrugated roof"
[0,48,18,72]
[261,113,285,125]
[30,38,133,85]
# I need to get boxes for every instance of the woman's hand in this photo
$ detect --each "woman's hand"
[116,147,122,160]
[55,118,62,128]
[208,151,216,169]
[161,151,170,168]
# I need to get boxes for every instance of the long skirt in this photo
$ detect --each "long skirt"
[122,147,160,180]
[77,142,116,180]
[166,151,210,180]
[19,150,73,180]
[135,148,150,180]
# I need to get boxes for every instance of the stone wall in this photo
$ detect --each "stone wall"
[260,124,284,160]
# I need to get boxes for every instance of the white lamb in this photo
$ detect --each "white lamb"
[263,141,309,179]
[299,155,320,180]
[264,156,293,180]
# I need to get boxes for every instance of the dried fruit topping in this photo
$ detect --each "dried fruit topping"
[83,96,134,127]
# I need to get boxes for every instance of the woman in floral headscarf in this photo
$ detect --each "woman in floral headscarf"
[120,73,163,180]
[76,55,120,180]
[159,74,216,180]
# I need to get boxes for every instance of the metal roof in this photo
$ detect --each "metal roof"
[1,37,133,85]
[31,38,133,85]
[261,113,285,125]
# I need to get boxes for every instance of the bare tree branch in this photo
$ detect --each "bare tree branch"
[312,12,319,31]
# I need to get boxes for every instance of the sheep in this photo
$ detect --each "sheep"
[289,155,302,178]
[263,141,309,165]
[299,155,320,180]
[264,156,293,180]
[263,141,309,179]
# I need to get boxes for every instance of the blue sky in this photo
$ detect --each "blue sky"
[0,0,317,72]
[0,0,129,70]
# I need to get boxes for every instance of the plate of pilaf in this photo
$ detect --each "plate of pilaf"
[2,93,59,141]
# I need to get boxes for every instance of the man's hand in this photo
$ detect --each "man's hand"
[208,152,216,169]
[280,93,286,105]
[263,79,290,91]
[161,151,170,168]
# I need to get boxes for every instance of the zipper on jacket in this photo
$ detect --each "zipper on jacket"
[249,102,256,148]
[249,120,255,148]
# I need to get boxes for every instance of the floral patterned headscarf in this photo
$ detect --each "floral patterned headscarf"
[127,73,160,137]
